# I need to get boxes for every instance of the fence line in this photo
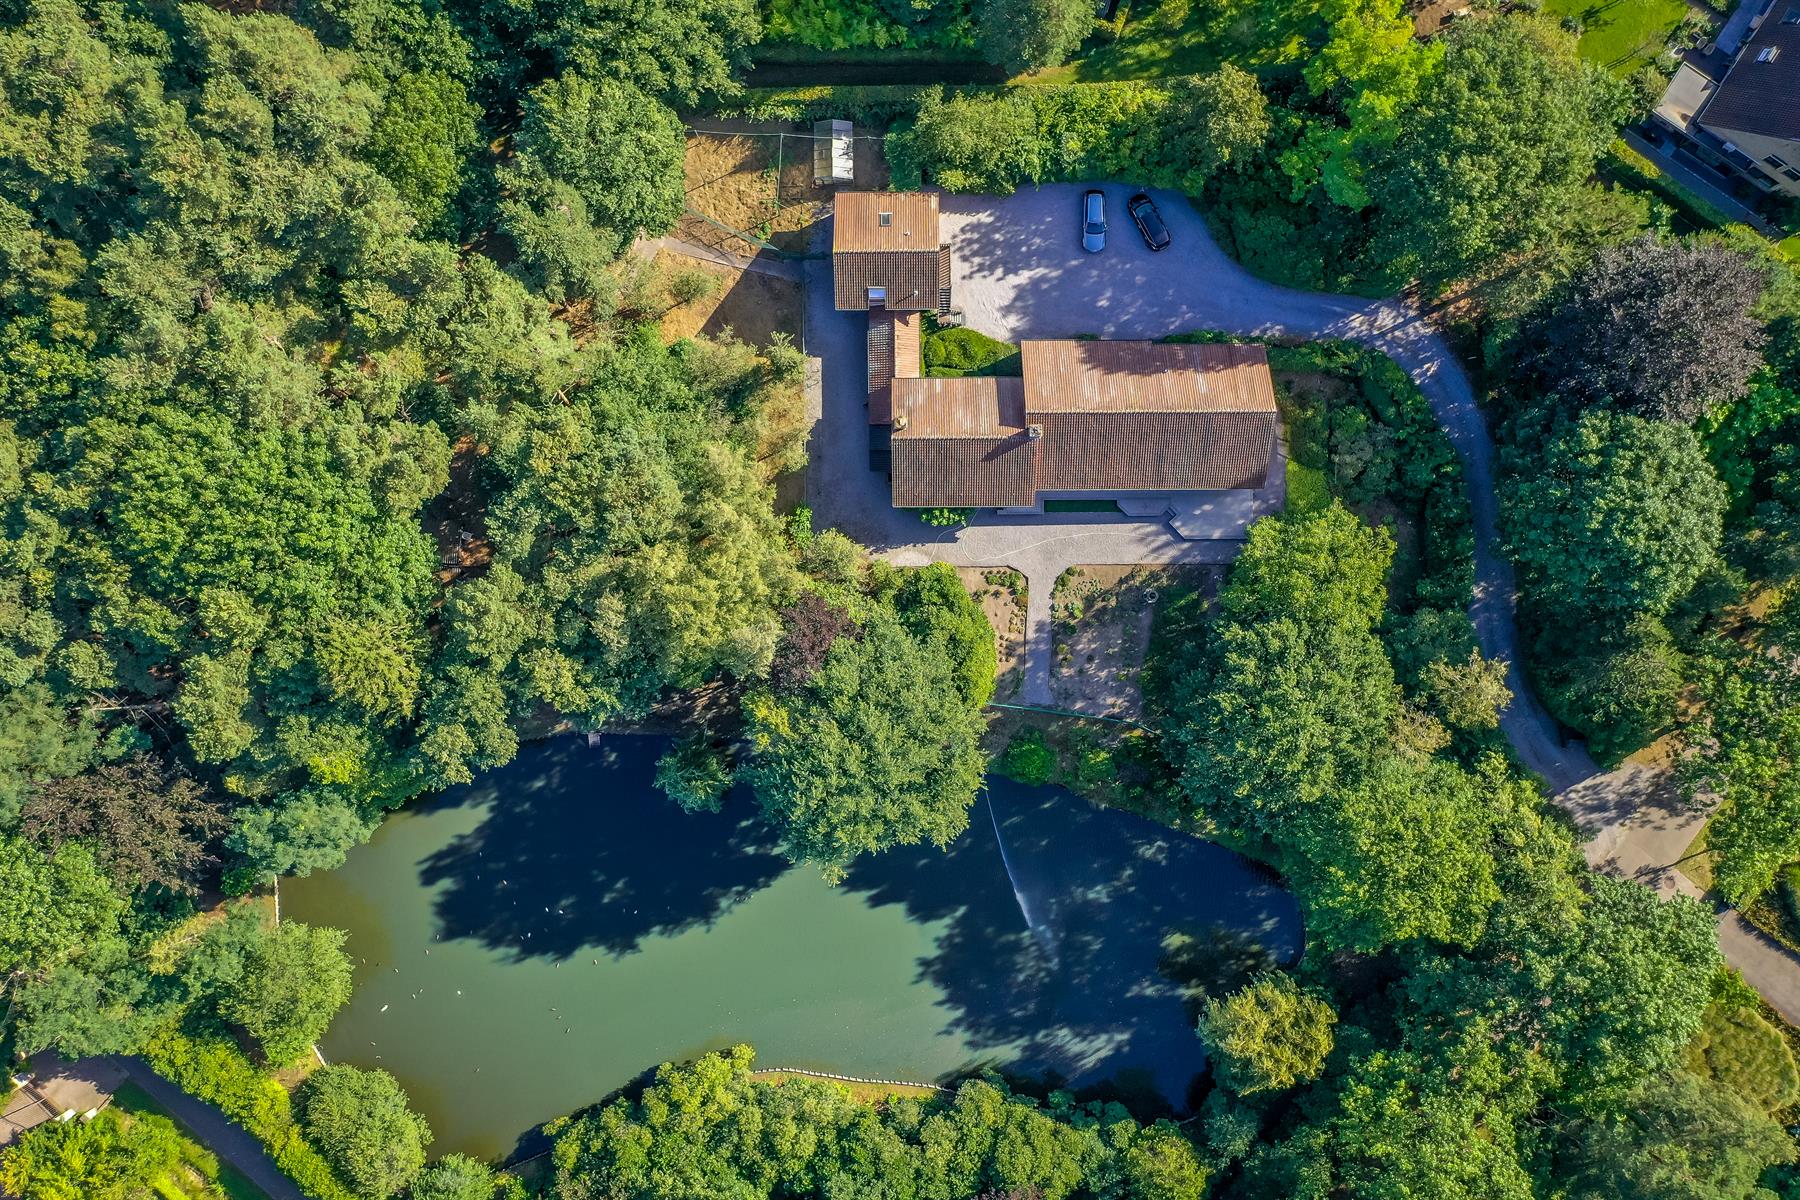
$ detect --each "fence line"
[987,701,1144,727]
[685,125,889,141]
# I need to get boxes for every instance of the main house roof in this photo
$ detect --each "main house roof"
[890,340,1278,508]
[833,192,947,311]
[1700,9,1800,142]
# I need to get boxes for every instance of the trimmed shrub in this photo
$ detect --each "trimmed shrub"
[997,729,1056,785]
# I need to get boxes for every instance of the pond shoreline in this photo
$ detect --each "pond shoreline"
[285,733,1301,1159]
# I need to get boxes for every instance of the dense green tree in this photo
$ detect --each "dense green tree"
[973,0,1090,73]
[450,0,758,104]
[0,834,119,977]
[1544,1070,1795,1200]
[1539,616,1684,763]
[219,921,354,1065]
[653,734,734,814]
[1367,15,1624,285]
[498,71,685,287]
[1407,875,1717,1109]
[1530,236,1768,423]
[1200,974,1337,1095]
[888,89,1046,194]
[550,1045,1206,1200]
[1171,504,1396,836]
[1684,597,1800,905]
[1288,752,1500,950]
[1155,67,1272,192]
[1504,411,1725,618]
[1419,649,1511,731]
[10,934,177,1056]
[1239,1025,1536,1200]
[0,1107,183,1200]
[892,562,999,708]
[412,1154,501,1200]
[365,71,481,232]
[744,604,987,880]
[22,754,225,894]
[299,1065,431,1199]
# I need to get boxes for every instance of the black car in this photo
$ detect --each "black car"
[1126,192,1171,251]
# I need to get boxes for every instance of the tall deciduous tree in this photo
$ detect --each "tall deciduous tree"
[299,1065,432,1199]
[1544,1070,1795,1199]
[1367,15,1624,285]
[219,921,354,1065]
[499,71,686,293]
[1172,504,1396,835]
[23,754,225,894]
[1156,66,1272,192]
[743,606,986,880]
[1200,974,1337,1094]
[1504,411,1725,618]
[974,0,1092,73]
[1529,236,1768,422]
[0,1107,183,1200]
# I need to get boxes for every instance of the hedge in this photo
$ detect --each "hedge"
[140,1021,361,1200]
[717,83,996,124]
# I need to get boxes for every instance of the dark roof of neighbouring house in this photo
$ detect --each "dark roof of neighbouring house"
[1699,11,1800,141]
[888,340,1277,507]
[832,192,946,310]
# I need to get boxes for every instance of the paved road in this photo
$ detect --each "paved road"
[806,182,1800,1013]
[108,1057,304,1200]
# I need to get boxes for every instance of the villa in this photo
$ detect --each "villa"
[832,190,1279,513]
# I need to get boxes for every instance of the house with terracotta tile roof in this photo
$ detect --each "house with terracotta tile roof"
[890,341,1278,509]
[833,192,1278,511]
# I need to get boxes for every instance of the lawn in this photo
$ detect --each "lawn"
[112,1080,273,1200]
[1542,0,1690,73]
[1035,0,1309,83]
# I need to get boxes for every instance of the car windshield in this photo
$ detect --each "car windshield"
[1085,220,1105,234]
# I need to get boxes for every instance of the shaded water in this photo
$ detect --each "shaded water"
[281,736,1300,1160]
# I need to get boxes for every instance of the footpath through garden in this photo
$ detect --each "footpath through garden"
[805,183,1800,1018]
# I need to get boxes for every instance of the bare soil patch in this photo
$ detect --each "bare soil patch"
[652,251,803,349]
[959,567,1028,701]
[682,126,889,257]
[1050,565,1223,718]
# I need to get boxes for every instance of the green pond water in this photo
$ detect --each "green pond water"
[281,735,1301,1161]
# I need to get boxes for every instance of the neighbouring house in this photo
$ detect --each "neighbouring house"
[1651,0,1800,200]
[889,340,1278,509]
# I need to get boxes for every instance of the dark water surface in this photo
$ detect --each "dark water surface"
[281,736,1300,1159]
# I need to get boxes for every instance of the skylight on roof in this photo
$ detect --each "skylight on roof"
[878,212,892,226]
[1758,45,1782,61]
[1784,5,1800,23]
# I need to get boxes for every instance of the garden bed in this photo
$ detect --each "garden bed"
[1049,564,1222,718]
[959,566,1029,700]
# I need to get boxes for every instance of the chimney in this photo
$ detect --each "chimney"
[893,413,909,431]
[1026,423,1043,440]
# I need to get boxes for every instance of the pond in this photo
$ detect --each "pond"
[281,735,1301,1160]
